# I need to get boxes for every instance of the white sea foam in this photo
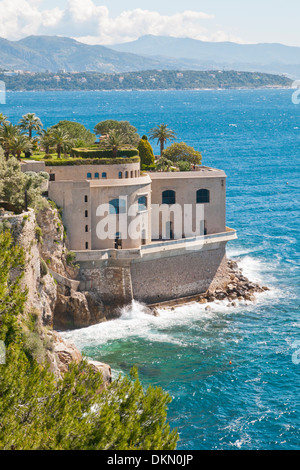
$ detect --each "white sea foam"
[62,251,282,351]
[62,300,217,350]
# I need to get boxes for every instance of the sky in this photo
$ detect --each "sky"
[0,0,299,47]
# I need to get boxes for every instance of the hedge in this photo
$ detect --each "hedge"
[71,148,139,159]
[45,157,140,166]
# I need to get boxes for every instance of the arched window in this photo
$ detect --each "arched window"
[85,225,88,233]
[102,172,107,179]
[87,172,92,179]
[196,189,210,204]
[162,190,176,205]
[138,196,147,212]
[119,171,123,179]
[109,198,126,215]
[94,172,99,179]
[125,171,129,179]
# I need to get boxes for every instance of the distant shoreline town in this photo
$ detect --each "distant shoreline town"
[0,70,293,92]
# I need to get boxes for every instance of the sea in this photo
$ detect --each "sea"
[2,88,300,450]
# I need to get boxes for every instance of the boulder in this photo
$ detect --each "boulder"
[53,291,91,330]
[49,331,82,375]
[88,360,112,389]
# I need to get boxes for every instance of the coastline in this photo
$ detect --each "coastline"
[5,86,293,93]
[148,258,270,314]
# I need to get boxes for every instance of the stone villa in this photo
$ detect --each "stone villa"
[22,158,237,309]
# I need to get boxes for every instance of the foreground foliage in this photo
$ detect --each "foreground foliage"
[0,152,49,212]
[0,229,178,450]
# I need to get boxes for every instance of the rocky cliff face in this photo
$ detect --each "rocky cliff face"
[2,207,111,383]
[35,205,110,330]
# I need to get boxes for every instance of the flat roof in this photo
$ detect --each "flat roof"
[149,167,226,179]
[89,175,152,187]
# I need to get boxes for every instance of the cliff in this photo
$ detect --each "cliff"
[1,207,111,383]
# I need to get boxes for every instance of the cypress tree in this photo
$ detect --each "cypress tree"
[138,136,155,166]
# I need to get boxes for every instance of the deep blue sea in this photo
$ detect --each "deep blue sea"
[3,89,300,450]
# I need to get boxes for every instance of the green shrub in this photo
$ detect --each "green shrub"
[66,250,76,266]
[141,163,157,171]
[71,148,139,159]
[35,225,43,244]
[45,157,140,166]
[177,160,191,172]
[40,259,48,277]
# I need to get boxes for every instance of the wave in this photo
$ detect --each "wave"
[62,252,285,352]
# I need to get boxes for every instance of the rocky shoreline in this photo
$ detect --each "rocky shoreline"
[149,258,270,314]
[203,259,270,307]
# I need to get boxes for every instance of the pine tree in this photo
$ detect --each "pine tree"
[0,229,179,450]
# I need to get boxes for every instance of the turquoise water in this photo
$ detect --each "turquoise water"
[3,89,300,450]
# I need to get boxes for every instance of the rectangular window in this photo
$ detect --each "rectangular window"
[49,174,55,182]
[84,195,88,203]
[85,210,88,218]
[85,242,89,250]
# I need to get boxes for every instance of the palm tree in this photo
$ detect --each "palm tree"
[10,135,33,160]
[0,123,21,159]
[0,113,8,126]
[148,124,176,157]
[19,113,43,139]
[39,129,54,154]
[104,129,130,158]
[49,128,73,159]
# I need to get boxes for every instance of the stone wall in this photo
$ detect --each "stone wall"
[75,241,231,310]
[130,243,230,304]
[78,259,133,319]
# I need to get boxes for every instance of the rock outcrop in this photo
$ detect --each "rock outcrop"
[206,259,269,305]
[2,208,111,385]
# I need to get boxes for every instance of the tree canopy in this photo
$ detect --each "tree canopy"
[0,151,49,212]
[94,120,140,147]
[49,121,96,148]
[162,142,202,165]
[18,113,43,139]
[149,124,176,156]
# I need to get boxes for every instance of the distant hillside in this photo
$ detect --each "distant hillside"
[0,35,166,73]
[0,34,299,77]
[111,35,300,78]
[1,70,292,91]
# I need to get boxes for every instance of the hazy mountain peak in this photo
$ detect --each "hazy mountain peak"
[0,34,299,77]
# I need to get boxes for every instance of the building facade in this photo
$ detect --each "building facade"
[22,159,237,308]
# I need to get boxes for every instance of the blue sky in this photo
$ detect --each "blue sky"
[1,0,299,46]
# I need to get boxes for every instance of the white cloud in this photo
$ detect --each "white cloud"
[0,0,242,45]
[0,0,64,39]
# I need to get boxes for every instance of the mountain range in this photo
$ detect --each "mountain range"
[0,34,299,77]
